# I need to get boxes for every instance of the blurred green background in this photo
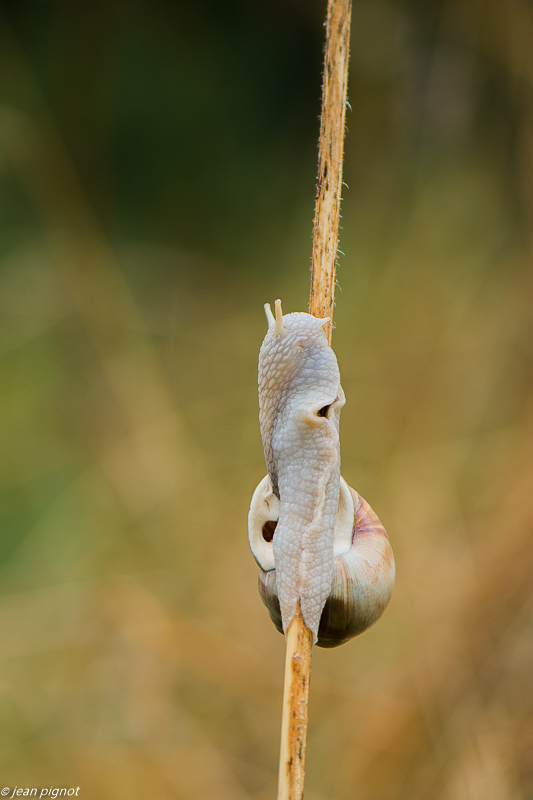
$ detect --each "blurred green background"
[1,1,532,798]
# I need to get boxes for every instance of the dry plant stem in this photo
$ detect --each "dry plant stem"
[309,0,352,345]
[278,1,352,797]
[277,610,313,800]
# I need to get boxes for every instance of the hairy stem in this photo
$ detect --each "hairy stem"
[309,0,352,345]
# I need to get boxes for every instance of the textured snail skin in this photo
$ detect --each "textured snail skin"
[257,307,345,640]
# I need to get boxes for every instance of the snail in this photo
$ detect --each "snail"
[248,300,395,648]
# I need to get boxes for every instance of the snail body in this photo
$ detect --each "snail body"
[248,300,394,647]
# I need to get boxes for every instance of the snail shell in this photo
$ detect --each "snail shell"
[249,475,395,648]
[249,300,394,646]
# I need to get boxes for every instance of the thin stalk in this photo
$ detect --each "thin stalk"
[277,609,313,800]
[309,0,352,345]
[278,1,352,798]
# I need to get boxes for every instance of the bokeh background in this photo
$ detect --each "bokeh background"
[1,1,532,798]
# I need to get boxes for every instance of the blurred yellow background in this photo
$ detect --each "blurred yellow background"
[0,1,532,798]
